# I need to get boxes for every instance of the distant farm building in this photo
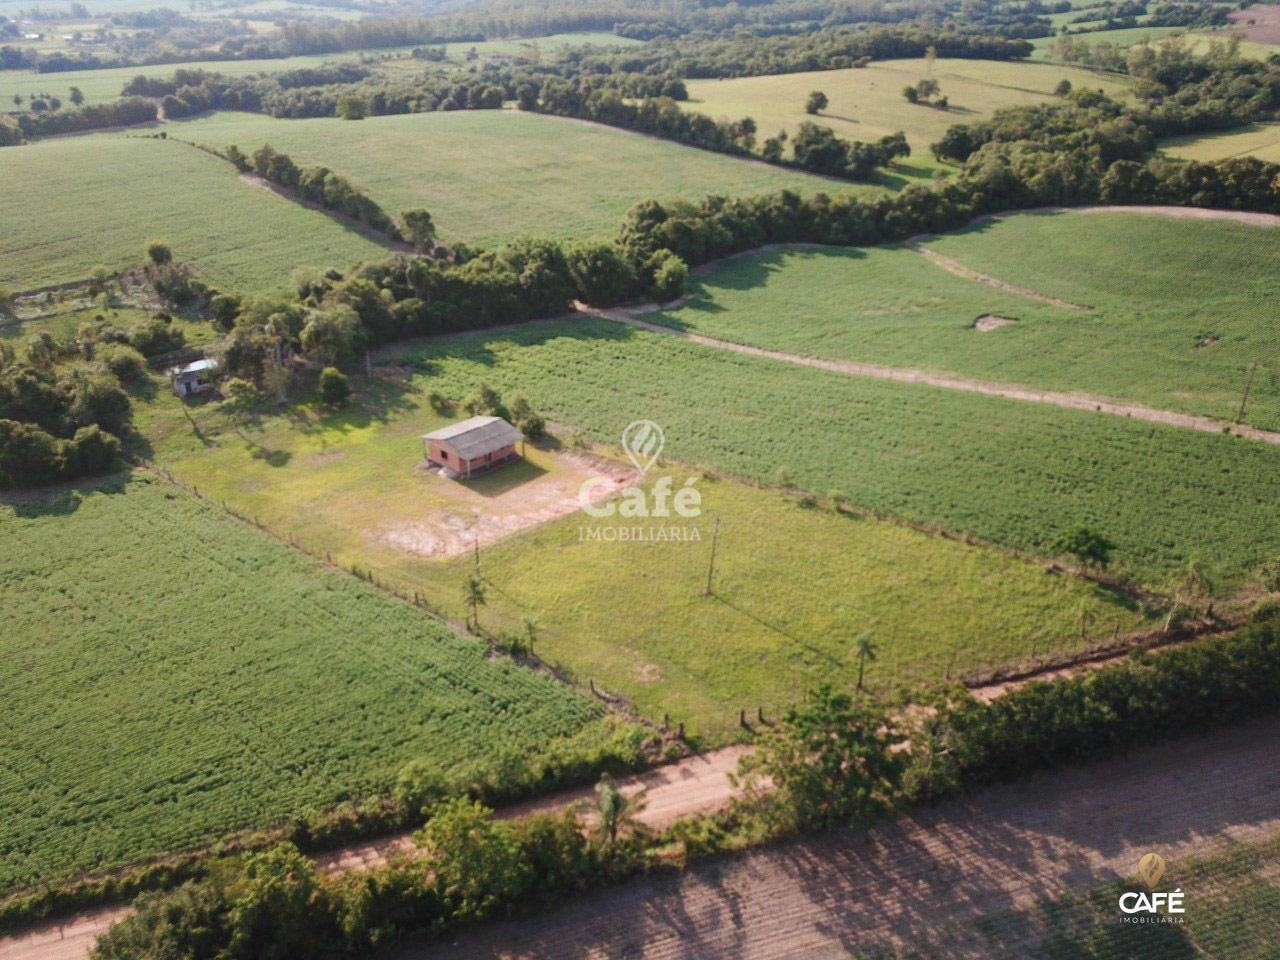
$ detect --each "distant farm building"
[423,416,525,478]
[167,358,219,398]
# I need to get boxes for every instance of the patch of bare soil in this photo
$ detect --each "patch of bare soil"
[597,310,1280,446]
[913,246,1093,311]
[379,450,637,558]
[973,314,1016,332]
[413,713,1280,960]
[1228,5,1280,45]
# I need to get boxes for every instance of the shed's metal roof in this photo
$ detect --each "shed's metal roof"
[423,415,524,460]
[167,358,219,377]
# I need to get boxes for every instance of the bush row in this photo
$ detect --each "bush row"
[225,144,404,240]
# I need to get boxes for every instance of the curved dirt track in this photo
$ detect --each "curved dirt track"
[590,310,1280,446]
[911,246,1094,310]
[409,712,1280,960]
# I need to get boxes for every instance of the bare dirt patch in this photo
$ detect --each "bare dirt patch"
[973,314,1016,332]
[1228,5,1280,45]
[378,450,637,558]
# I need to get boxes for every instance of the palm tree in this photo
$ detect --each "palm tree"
[462,574,486,630]
[852,630,877,692]
[586,773,645,855]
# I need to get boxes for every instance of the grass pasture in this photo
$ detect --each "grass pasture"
[167,109,858,248]
[0,473,601,893]
[651,211,1280,430]
[680,58,1131,181]
[1162,121,1280,163]
[0,134,390,294]
[136,381,1146,738]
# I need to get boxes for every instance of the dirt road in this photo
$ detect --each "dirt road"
[0,747,750,960]
[410,712,1280,960]
[590,309,1280,446]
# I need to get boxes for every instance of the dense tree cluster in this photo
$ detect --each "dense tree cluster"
[0,333,139,487]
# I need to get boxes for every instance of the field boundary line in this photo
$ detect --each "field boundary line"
[586,307,1280,446]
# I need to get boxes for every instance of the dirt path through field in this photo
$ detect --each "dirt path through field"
[411,711,1280,960]
[910,246,1094,310]
[587,308,1280,445]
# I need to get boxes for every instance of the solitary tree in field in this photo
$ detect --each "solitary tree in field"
[145,239,172,267]
[69,85,84,106]
[463,574,486,629]
[852,630,877,692]
[1054,79,1073,97]
[805,90,828,115]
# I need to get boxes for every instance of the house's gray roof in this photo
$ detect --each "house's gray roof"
[167,358,219,377]
[423,416,524,460]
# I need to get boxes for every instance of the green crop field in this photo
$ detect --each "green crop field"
[650,211,1280,430]
[135,380,1146,739]
[370,318,1280,591]
[0,134,390,293]
[0,474,601,892]
[167,109,858,247]
[680,58,1131,181]
[1162,121,1280,163]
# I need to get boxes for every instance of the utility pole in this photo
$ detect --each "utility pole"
[1236,360,1259,425]
[474,535,480,574]
[704,514,720,597]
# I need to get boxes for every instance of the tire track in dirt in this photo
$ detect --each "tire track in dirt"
[409,712,1280,960]
[909,245,1094,310]
[586,309,1280,446]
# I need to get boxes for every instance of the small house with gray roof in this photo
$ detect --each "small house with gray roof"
[422,415,525,478]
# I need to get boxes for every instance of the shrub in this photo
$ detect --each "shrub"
[318,367,351,407]
[97,343,147,383]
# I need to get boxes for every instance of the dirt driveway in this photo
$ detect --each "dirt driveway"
[413,712,1280,960]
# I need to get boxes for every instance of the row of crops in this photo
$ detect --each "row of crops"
[0,475,600,891]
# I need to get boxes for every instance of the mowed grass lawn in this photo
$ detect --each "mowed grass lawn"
[681,58,1130,181]
[0,134,390,293]
[0,474,600,892]
[651,211,1280,430]
[138,383,1145,739]
[168,110,859,247]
